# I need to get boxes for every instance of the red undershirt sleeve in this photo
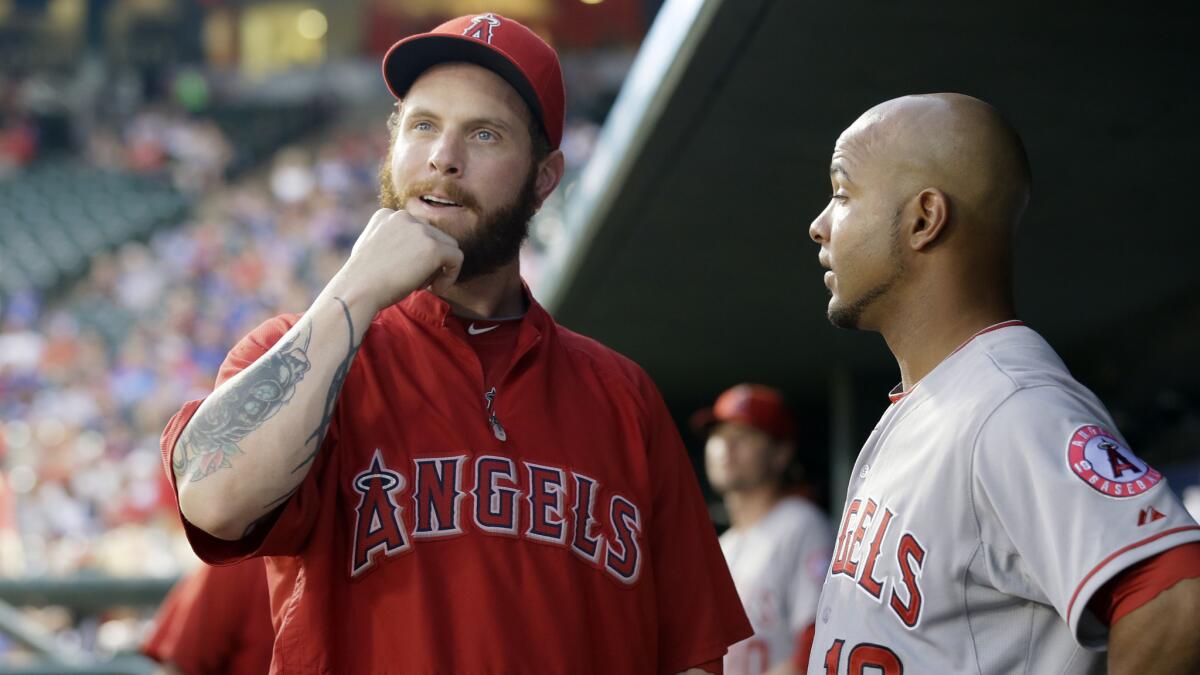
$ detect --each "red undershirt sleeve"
[1088,542,1200,627]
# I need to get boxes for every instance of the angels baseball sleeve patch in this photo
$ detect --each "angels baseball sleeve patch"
[1067,424,1162,498]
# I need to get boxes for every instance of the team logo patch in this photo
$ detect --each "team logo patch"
[1067,425,1161,498]
[463,13,501,43]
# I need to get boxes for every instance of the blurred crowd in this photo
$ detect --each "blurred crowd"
[0,73,52,175]
[0,115,397,661]
[0,120,381,579]
[3,70,233,191]
[84,105,233,195]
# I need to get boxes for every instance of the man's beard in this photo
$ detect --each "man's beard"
[827,210,905,330]
[379,161,539,282]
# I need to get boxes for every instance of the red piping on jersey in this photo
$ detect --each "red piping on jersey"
[1066,525,1200,621]
[887,320,1025,403]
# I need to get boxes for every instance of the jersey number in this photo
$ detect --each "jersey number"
[824,639,903,675]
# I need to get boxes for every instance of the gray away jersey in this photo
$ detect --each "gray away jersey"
[808,322,1200,675]
[722,496,833,674]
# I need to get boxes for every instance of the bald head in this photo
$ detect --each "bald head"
[839,93,1031,233]
[811,93,1030,334]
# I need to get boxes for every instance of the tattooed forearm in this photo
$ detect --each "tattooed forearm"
[173,324,313,483]
[294,297,359,473]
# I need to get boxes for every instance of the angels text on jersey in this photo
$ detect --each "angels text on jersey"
[828,495,926,629]
[350,449,642,584]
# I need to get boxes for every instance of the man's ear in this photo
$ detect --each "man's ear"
[908,187,950,251]
[533,150,565,208]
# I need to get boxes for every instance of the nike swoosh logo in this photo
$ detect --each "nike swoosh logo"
[468,323,499,335]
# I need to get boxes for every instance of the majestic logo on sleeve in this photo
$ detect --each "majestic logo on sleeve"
[463,13,501,43]
[1067,425,1162,498]
[349,451,643,584]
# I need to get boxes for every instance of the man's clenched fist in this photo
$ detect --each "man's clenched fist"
[333,208,464,312]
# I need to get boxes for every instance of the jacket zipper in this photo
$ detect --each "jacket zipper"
[444,319,541,444]
[481,331,543,443]
[484,386,506,441]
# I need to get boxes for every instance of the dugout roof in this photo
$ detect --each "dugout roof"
[540,0,1200,416]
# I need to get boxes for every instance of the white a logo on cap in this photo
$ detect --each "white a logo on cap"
[464,13,501,43]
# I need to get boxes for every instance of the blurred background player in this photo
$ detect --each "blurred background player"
[695,384,833,675]
[140,559,272,675]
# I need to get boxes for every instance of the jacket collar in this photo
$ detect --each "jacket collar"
[392,281,553,339]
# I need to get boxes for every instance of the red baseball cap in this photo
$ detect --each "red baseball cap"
[690,384,797,441]
[381,13,565,150]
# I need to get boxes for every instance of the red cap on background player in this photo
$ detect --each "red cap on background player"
[381,13,566,150]
[690,383,797,441]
